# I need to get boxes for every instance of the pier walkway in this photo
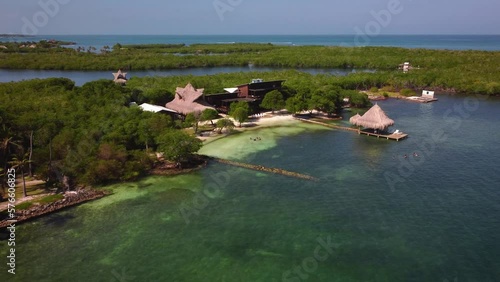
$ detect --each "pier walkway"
[294,117,408,141]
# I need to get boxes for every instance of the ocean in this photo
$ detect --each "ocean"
[1,95,500,281]
[1,34,500,51]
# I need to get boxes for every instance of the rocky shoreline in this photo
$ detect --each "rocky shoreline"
[0,156,212,228]
[150,154,210,176]
[0,189,110,228]
[212,157,318,181]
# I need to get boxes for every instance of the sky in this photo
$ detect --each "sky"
[1,0,499,35]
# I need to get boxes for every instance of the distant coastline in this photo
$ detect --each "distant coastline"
[1,34,499,51]
[0,34,34,38]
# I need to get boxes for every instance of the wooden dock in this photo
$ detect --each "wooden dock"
[294,117,408,141]
[357,130,408,141]
[404,97,438,103]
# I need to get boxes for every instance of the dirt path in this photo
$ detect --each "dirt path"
[0,179,48,211]
[0,193,51,211]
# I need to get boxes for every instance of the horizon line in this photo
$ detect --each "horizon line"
[3,33,500,37]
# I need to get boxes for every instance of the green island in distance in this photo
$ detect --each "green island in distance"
[0,42,499,95]
[0,42,499,221]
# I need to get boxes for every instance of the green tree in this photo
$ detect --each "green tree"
[229,102,250,127]
[184,112,201,133]
[83,143,128,184]
[138,113,173,151]
[9,153,32,197]
[342,90,371,108]
[216,119,235,134]
[156,130,202,167]
[229,101,250,114]
[261,90,285,113]
[200,108,219,126]
[113,43,122,51]
[232,108,249,127]
[286,96,308,115]
[279,85,298,100]
[309,86,343,116]
[1,136,22,192]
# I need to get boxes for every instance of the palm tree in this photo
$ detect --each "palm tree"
[1,136,22,192]
[101,45,111,54]
[1,136,21,155]
[9,153,32,198]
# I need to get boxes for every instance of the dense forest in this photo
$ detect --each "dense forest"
[0,79,200,192]
[0,43,499,95]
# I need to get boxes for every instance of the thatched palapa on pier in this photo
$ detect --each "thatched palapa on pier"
[350,104,394,130]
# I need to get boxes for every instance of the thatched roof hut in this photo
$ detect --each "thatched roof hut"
[350,104,394,130]
[113,70,127,84]
[349,113,362,124]
[165,83,215,116]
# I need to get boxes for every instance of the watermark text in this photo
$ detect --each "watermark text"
[22,0,71,35]
[6,167,17,275]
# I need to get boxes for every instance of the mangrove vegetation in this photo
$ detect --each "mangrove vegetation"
[0,43,499,95]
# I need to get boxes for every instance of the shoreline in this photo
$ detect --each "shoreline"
[0,189,110,228]
[0,115,299,227]
[198,113,299,145]
[3,34,500,51]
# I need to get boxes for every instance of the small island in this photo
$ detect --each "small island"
[0,42,499,224]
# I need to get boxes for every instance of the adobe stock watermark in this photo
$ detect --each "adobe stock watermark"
[354,0,410,46]
[178,166,232,224]
[384,95,487,192]
[21,0,71,36]
[334,0,411,67]
[282,236,338,282]
[178,132,261,225]
[213,0,244,22]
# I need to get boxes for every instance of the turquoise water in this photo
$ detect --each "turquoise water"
[1,95,500,281]
[2,34,500,50]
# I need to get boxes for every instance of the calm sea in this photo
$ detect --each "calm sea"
[1,95,500,281]
[1,34,500,51]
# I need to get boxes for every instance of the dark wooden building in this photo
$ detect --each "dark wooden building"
[204,79,285,113]
[237,79,285,99]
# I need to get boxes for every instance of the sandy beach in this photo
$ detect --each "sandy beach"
[197,113,298,144]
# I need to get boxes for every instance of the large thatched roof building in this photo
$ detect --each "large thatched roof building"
[165,83,215,116]
[350,104,395,131]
